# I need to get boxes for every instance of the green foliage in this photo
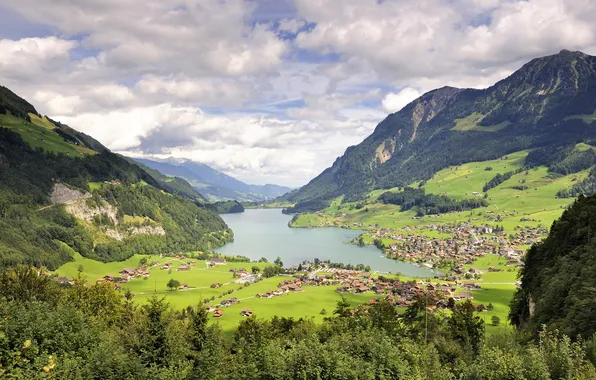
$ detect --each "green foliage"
[167,279,181,290]
[511,195,596,338]
[483,167,526,192]
[2,270,596,379]
[210,200,245,214]
[379,187,488,215]
[557,166,596,198]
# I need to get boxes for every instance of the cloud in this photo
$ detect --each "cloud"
[382,88,421,113]
[1,0,596,187]
[0,37,76,81]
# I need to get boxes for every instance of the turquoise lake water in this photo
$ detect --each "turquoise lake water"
[216,209,435,277]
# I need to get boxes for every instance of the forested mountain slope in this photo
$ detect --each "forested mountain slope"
[510,195,596,338]
[285,50,596,212]
[0,87,231,270]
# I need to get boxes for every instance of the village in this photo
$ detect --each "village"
[369,223,546,270]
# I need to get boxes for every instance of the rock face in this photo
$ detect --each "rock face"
[50,183,91,204]
[64,198,119,225]
[61,190,166,241]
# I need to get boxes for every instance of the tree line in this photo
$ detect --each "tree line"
[1,266,596,379]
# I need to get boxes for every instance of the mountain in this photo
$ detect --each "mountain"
[0,86,232,270]
[133,157,292,202]
[122,156,208,203]
[510,195,596,339]
[284,50,596,212]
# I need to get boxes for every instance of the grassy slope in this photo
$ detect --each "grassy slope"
[291,150,583,231]
[0,113,96,156]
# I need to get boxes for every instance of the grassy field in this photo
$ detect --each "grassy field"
[55,252,517,335]
[0,113,96,156]
[55,253,377,335]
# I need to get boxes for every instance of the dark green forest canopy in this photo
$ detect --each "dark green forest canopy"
[1,266,596,379]
[510,195,596,338]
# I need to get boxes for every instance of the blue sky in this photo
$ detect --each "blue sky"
[1,0,595,186]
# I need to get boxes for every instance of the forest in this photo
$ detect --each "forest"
[378,187,488,216]
[1,265,596,379]
[510,195,596,339]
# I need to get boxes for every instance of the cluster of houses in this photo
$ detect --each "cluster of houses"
[370,222,546,271]
[161,260,197,271]
[95,267,150,284]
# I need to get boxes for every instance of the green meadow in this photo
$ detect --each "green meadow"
[0,113,96,156]
[55,251,517,335]
[291,150,581,232]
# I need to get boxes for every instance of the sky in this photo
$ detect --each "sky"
[1,0,596,187]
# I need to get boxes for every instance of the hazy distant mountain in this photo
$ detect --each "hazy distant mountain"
[133,157,292,202]
[284,50,596,212]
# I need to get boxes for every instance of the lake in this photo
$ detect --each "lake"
[216,209,436,277]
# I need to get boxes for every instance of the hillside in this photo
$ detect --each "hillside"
[285,50,596,212]
[123,157,208,203]
[134,157,292,202]
[0,86,232,270]
[510,195,596,338]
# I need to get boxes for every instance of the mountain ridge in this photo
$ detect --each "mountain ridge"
[134,157,292,202]
[284,50,596,212]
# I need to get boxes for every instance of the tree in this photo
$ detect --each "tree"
[491,316,501,326]
[167,278,180,290]
[364,265,371,273]
[258,257,268,263]
[77,264,84,273]
[138,257,148,267]
[320,308,327,315]
[448,300,485,356]
[334,296,351,317]
[251,266,260,274]
[274,257,283,267]
[487,303,494,311]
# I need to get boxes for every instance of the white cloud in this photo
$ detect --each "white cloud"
[382,88,421,113]
[0,37,76,81]
[2,0,596,186]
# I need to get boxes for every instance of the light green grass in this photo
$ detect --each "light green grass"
[452,112,511,132]
[564,110,596,124]
[0,113,96,156]
[293,150,581,233]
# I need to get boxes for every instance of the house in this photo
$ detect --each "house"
[57,277,74,286]
[162,263,172,270]
[178,283,189,290]
[356,285,369,293]
[463,282,481,290]
[210,258,227,266]
[210,282,222,288]
[273,289,284,296]
[120,268,137,277]
[240,309,253,317]
[213,309,223,318]
[177,264,190,271]
[456,291,473,300]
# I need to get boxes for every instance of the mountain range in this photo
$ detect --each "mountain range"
[283,50,596,212]
[133,157,292,202]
